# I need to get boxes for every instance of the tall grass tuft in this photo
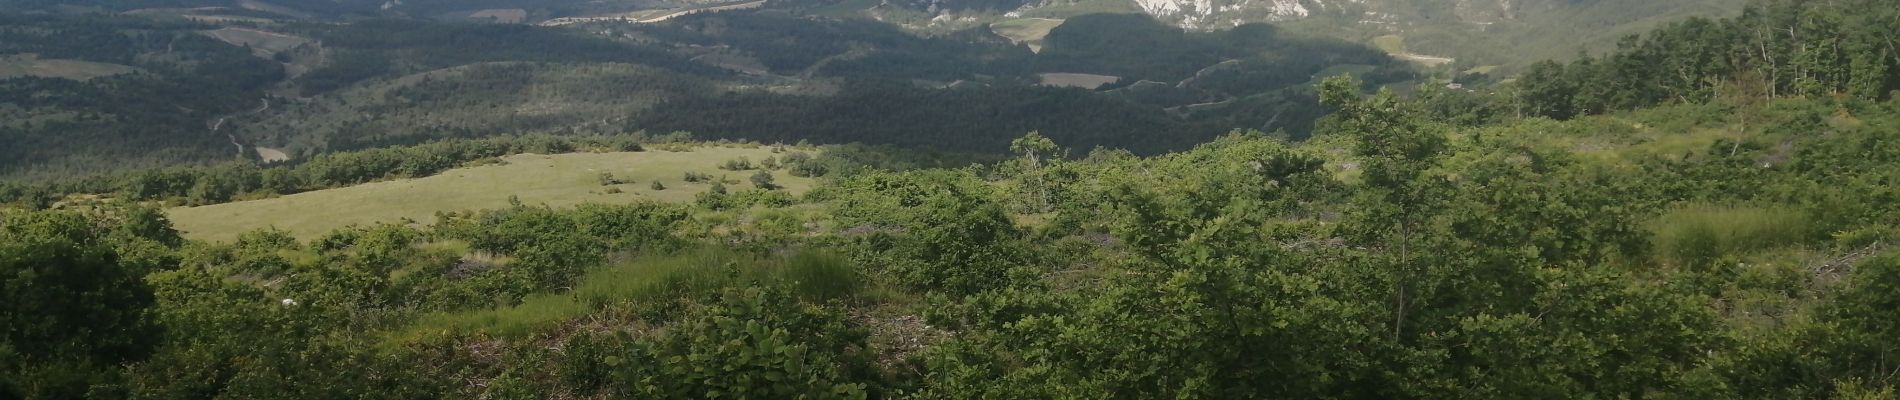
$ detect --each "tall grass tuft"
[1650,203,1813,266]
[781,251,860,302]
[408,293,588,339]
[573,247,769,308]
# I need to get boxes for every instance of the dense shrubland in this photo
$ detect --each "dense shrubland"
[8,81,1900,397]
[7,1,1900,398]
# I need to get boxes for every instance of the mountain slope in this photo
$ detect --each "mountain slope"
[806,0,1746,70]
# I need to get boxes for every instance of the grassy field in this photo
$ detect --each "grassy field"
[1013,0,1142,19]
[201,27,320,77]
[1372,35,1454,67]
[1037,72,1119,89]
[167,146,816,242]
[467,9,528,23]
[990,18,1064,53]
[0,54,139,80]
[203,28,312,55]
[1370,35,1406,54]
[124,8,279,24]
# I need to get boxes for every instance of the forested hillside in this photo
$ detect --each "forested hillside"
[1,8,1405,180]
[0,14,282,180]
[1514,0,1900,118]
[6,1,1900,398]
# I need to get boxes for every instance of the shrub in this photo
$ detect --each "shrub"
[717,157,754,171]
[750,171,778,190]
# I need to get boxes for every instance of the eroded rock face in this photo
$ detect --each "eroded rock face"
[1134,0,1312,28]
[1124,0,1540,30]
[983,0,1521,30]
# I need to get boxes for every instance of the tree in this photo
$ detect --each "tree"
[1,210,160,398]
[829,171,1031,295]
[1008,131,1063,212]
[1009,131,1058,168]
[1815,254,1900,391]
[1516,60,1576,119]
[1319,74,1448,341]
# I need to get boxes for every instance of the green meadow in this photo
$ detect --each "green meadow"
[167,146,814,241]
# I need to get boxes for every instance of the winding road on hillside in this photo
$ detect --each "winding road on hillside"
[209,98,272,158]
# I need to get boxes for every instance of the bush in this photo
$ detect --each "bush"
[598,172,629,186]
[737,189,797,208]
[444,248,863,322]
[564,287,870,399]
[718,157,754,171]
[750,171,778,190]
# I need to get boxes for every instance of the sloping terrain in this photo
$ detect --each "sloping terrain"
[235,62,713,153]
[0,13,284,180]
[809,0,1746,71]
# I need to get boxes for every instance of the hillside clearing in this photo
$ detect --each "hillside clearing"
[253,147,291,163]
[990,18,1064,53]
[1038,72,1119,89]
[202,28,311,57]
[166,147,815,241]
[1372,35,1454,67]
[0,54,139,80]
[201,27,320,77]
[468,9,528,23]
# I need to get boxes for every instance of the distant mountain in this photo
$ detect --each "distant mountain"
[11,0,1747,70]
[808,0,1747,70]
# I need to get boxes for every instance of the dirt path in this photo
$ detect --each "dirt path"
[800,47,871,79]
[1177,59,1240,88]
[209,98,272,157]
[537,0,764,26]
